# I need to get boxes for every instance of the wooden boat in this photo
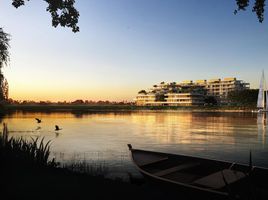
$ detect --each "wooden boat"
[127,144,268,199]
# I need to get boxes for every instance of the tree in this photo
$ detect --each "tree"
[235,0,266,23]
[204,96,218,106]
[0,28,10,69]
[228,89,258,106]
[138,90,147,94]
[0,28,10,102]
[1,79,9,101]
[8,1,268,33]
[155,93,166,102]
[11,0,79,32]
[0,76,9,102]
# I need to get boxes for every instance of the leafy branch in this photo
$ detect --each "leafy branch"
[12,0,79,32]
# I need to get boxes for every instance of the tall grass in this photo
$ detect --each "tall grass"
[62,160,108,177]
[0,123,58,167]
[0,124,108,176]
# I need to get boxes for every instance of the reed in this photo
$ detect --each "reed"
[62,160,108,177]
[0,123,58,168]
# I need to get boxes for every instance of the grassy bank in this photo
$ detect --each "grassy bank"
[0,124,185,200]
[1,104,257,113]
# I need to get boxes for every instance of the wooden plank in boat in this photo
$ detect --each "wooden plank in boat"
[132,151,168,167]
[140,157,168,167]
[153,162,200,177]
[193,169,246,189]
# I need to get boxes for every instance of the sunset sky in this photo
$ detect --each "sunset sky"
[1,0,268,101]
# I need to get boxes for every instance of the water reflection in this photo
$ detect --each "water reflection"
[257,113,267,145]
[1,111,268,177]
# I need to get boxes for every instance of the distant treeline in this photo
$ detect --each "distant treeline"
[5,99,134,106]
[227,89,258,106]
[1,89,259,108]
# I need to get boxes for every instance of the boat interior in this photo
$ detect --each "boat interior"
[132,149,268,193]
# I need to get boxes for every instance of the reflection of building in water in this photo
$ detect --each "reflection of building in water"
[130,113,250,145]
[257,113,268,145]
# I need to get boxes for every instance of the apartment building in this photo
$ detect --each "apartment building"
[135,92,204,106]
[135,77,249,106]
[135,93,157,106]
[165,93,204,106]
[204,78,249,100]
[135,82,205,106]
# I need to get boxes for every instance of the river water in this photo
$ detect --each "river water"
[1,111,268,178]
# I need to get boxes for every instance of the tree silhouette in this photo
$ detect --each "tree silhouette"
[9,1,267,33]
[138,90,147,94]
[235,0,266,23]
[228,89,258,106]
[11,0,79,32]
[0,28,10,102]
[0,28,10,69]
[1,78,9,101]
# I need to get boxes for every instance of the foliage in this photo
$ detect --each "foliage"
[235,0,266,23]
[0,28,10,102]
[227,89,258,106]
[204,96,218,105]
[179,86,206,95]
[62,160,108,177]
[155,93,166,101]
[7,1,268,33]
[0,28,10,69]
[0,78,9,101]
[11,0,79,32]
[138,90,147,94]
[0,123,58,167]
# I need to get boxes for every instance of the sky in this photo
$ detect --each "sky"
[1,0,268,101]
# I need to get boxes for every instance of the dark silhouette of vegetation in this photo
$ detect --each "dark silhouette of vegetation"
[0,123,58,168]
[235,0,266,23]
[0,123,188,200]
[6,98,134,105]
[138,90,147,94]
[8,0,267,34]
[155,93,166,101]
[0,28,10,103]
[204,96,218,105]
[228,89,259,106]
[0,74,8,102]
[11,0,79,32]
[0,28,10,68]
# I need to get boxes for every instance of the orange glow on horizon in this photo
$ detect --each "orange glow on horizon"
[8,87,136,102]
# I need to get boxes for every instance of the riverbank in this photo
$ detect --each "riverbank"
[0,124,185,200]
[2,161,175,200]
[1,104,256,113]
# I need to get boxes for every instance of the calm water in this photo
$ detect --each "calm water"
[1,111,268,178]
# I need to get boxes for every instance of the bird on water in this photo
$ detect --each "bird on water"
[35,118,42,123]
[55,125,62,131]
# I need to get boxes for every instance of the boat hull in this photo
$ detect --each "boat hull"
[128,145,268,200]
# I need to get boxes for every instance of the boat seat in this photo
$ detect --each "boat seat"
[192,169,246,189]
[153,162,200,177]
[139,157,169,167]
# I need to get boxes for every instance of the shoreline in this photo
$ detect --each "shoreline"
[0,125,189,200]
[1,104,256,113]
